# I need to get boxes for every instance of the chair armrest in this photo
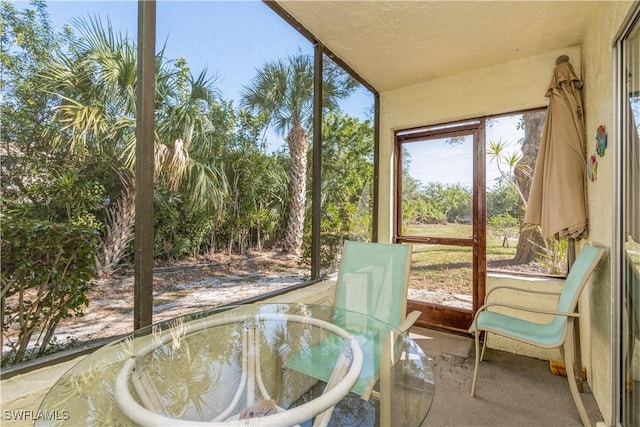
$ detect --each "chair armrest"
[470,302,578,333]
[398,310,421,333]
[485,285,561,303]
[476,301,579,318]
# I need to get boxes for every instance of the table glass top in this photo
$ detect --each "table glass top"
[37,303,434,426]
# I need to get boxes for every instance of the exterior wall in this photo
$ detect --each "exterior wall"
[378,46,582,243]
[580,2,636,423]
[266,279,336,306]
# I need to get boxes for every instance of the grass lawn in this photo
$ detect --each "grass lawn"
[406,223,518,295]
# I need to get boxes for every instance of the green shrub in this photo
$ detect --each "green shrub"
[488,213,520,247]
[536,238,569,276]
[1,218,98,365]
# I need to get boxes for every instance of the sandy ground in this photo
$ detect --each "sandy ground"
[55,252,308,344]
[2,252,307,358]
[50,253,474,349]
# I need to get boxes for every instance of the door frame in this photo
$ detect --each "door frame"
[394,119,486,333]
[612,3,640,425]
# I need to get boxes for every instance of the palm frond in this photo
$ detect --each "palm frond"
[181,161,228,217]
[160,138,190,190]
[190,68,221,105]
[50,95,108,151]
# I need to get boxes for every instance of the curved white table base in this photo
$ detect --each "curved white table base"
[114,313,363,427]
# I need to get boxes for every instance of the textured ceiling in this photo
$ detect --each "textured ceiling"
[276,1,600,92]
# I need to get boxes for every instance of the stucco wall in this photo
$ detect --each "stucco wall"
[580,1,636,423]
[378,45,582,243]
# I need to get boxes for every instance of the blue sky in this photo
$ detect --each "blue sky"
[37,0,373,149]
[43,1,310,103]
[26,1,517,185]
[405,115,524,188]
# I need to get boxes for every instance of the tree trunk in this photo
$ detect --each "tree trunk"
[513,111,546,264]
[95,171,136,277]
[283,123,308,256]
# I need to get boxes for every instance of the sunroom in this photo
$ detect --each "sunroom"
[1,1,639,426]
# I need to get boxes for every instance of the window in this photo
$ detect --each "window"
[317,55,375,274]
[614,7,640,425]
[1,1,375,367]
[485,110,562,276]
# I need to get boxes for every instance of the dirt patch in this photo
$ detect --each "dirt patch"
[3,252,307,356]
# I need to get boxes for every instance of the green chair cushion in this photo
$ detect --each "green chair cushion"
[285,328,383,398]
[476,310,566,348]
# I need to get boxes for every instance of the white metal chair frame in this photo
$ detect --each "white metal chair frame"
[469,244,604,427]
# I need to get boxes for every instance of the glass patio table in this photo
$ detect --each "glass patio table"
[37,303,434,426]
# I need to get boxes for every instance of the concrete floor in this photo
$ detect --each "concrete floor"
[412,327,604,427]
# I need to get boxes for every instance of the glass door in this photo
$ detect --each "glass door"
[621,11,640,427]
[395,120,485,332]
[615,4,640,425]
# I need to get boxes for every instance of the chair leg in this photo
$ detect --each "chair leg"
[471,330,481,397]
[480,332,488,362]
[564,322,592,427]
[379,331,393,427]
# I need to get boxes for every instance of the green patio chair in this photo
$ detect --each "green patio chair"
[469,243,605,427]
[284,240,420,426]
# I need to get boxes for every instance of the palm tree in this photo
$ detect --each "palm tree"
[487,111,546,264]
[42,17,227,276]
[241,54,356,256]
[512,111,546,264]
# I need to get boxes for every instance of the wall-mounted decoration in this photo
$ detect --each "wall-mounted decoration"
[588,154,598,182]
[596,125,607,157]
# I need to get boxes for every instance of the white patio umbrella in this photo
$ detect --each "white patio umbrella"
[525,55,588,265]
